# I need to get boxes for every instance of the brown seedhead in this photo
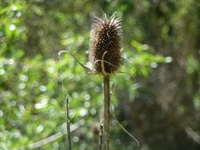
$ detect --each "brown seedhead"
[89,13,123,75]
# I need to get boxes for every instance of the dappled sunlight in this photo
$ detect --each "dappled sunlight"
[1,0,200,150]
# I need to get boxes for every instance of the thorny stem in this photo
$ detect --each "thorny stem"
[103,75,110,150]
[59,50,140,149]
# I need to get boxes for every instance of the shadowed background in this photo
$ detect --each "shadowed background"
[0,0,200,150]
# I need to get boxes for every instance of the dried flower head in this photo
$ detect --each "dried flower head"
[89,13,123,75]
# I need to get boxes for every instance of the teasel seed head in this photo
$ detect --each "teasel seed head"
[89,13,123,75]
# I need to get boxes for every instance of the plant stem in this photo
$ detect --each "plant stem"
[66,95,72,150]
[99,123,103,150]
[103,75,110,150]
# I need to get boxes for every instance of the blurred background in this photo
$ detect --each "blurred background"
[0,0,200,149]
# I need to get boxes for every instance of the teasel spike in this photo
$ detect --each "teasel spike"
[103,13,108,22]
[89,13,123,75]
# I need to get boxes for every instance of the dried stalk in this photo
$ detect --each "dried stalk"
[66,95,72,150]
[103,75,110,150]
[59,13,127,150]
[99,123,104,150]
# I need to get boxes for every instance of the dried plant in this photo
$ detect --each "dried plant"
[58,12,139,150]
[89,13,123,150]
[89,13,123,75]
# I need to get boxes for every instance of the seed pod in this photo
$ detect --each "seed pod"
[89,13,123,75]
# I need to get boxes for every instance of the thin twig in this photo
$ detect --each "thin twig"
[99,123,104,150]
[103,75,110,150]
[66,95,72,150]
[16,119,85,150]
[58,50,91,72]
[109,83,140,146]
[110,106,140,146]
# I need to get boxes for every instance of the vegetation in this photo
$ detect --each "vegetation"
[0,0,199,150]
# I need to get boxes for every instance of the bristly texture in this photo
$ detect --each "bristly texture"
[89,13,123,75]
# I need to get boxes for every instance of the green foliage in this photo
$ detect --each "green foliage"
[1,0,200,150]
